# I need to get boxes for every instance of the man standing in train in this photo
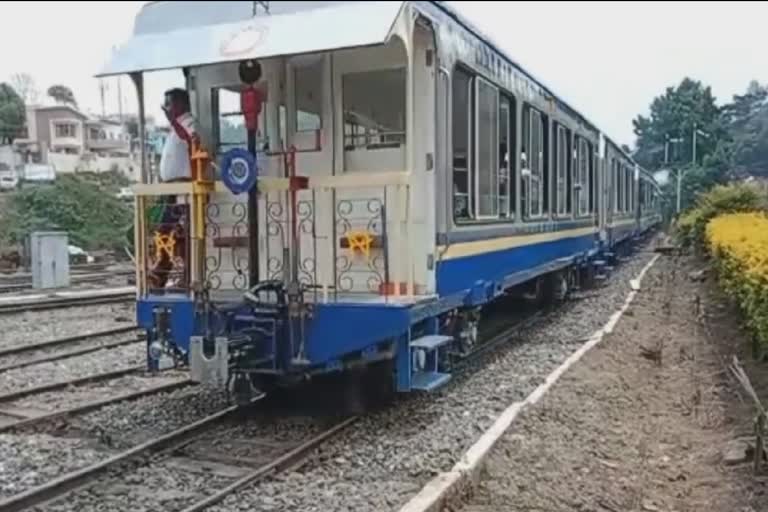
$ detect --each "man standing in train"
[150,88,200,290]
[159,88,199,183]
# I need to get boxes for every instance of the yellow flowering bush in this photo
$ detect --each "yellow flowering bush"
[677,183,765,248]
[707,212,768,351]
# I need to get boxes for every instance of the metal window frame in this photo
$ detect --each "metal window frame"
[555,124,569,217]
[526,107,544,220]
[499,95,513,219]
[473,76,500,220]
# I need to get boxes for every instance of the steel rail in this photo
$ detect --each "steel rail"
[0,403,239,512]
[180,416,359,512]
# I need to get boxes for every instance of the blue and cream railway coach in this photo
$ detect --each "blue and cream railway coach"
[101,1,662,401]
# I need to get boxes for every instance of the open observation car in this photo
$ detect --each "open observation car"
[103,0,661,403]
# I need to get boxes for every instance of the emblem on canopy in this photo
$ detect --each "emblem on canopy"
[220,23,268,57]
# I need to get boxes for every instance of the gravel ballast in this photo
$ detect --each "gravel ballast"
[0,329,141,374]
[0,434,116,499]
[0,385,231,499]
[0,343,145,395]
[0,303,135,350]
[35,415,338,512]
[203,249,657,511]
[9,372,186,411]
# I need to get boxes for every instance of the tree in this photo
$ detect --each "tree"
[10,73,39,104]
[721,81,768,178]
[47,84,77,107]
[5,174,132,251]
[0,83,26,144]
[632,78,724,171]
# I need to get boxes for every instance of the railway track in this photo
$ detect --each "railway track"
[0,272,134,295]
[0,326,142,373]
[0,263,125,282]
[0,399,355,512]
[0,366,191,432]
[0,292,135,315]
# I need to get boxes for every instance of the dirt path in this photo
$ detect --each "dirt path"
[456,253,768,512]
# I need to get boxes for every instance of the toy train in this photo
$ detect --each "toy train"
[102,0,662,403]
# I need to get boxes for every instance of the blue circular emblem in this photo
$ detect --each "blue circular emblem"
[220,148,258,195]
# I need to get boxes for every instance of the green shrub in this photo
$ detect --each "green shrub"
[4,174,133,252]
[675,182,767,248]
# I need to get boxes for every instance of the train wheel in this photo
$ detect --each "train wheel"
[342,367,367,415]
[580,264,596,290]
[537,271,569,305]
[364,359,396,410]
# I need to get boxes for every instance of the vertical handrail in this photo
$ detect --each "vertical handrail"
[390,184,402,297]
[381,190,389,301]
[135,195,146,297]
[406,182,414,297]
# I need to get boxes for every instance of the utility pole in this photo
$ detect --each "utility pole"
[117,77,123,122]
[692,122,698,166]
[667,124,710,214]
[99,79,107,118]
[692,122,709,166]
[664,135,683,214]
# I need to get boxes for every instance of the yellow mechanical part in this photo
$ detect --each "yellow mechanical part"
[346,231,374,260]
[153,230,177,263]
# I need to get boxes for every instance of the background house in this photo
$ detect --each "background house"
[11,104,140,180]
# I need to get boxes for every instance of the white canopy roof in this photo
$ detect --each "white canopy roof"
[97,1,404,77]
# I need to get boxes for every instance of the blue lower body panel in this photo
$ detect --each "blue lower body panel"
[136,294,416,367]
[136,295,196,353]
[609,223,638,247]
[435,232,597,298]
[305,302,411,363]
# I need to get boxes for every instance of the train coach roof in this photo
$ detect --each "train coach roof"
[428,1,602,137]
[97,1,403,77]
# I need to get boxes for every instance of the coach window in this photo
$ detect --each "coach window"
[574,136,589,216]
[625,166,631,213]
[294,58,322,135]
[476,78,499,218]
[627,168,632,213]
[615,162,623,213]
[646,182,651,211]
[452,67,474,221]
[612,160,619,214]
[618,164,624,213]
[213,87,267,154]
[553,124,570,217]
[522,104,545,219]
[343,68,406,150]
[499,94,516,218]
[621,166,626,213]
[589,144,596,214]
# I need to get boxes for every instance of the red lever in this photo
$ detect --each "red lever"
[240,87,264,132]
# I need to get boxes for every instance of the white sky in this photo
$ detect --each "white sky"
[1,1,766,146]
